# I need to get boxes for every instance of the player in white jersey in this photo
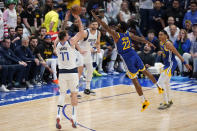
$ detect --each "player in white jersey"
[76,20,101,95]
[55,14,85,129]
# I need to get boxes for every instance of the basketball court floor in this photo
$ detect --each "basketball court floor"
[0,73,197,131]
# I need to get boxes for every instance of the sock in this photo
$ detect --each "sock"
[155,83,160,88]
[140,95,146,103]
[163,92,169,104]
[57,105,63,118]
[72,106,77,124]
[86,81,91,90]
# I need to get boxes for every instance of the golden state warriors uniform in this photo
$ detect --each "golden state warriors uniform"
[116,31,145,79]
[160,40,177,77]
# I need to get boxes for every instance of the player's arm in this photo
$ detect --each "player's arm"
[129,32,156,49]
[60,10,70,31]
[165,41,192,71]
[91,10,119,43]
[70,15,85,46]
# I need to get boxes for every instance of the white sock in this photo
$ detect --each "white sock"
[57,105,63,118]
[140,95,146,103]
[72,106,77,124]
[163,88,169,104]
[86,81,91,90]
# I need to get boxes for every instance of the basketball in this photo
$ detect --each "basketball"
[71,5,82,15]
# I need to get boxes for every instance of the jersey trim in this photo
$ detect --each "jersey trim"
[59,68,78,73]
[84,30,89,41]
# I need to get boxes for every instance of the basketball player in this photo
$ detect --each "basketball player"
[56,14,85,129]
[91,11,164,112]
[157,30,191,110]
[76,20,101,95]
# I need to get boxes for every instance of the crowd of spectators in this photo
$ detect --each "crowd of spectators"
[0,0,197,92]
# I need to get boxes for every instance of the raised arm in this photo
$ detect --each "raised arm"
[60,10,70,31]
[91,11,119,42]
[165,41,192,71]
[70,15,85,45]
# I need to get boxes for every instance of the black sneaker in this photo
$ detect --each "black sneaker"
[77,94,82,99]
[84,89,96,96]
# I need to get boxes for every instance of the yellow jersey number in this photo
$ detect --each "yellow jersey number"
[122,37,131,50]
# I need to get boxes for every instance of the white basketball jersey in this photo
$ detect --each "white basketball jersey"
[78,29,98,51]
[56,41,77,69]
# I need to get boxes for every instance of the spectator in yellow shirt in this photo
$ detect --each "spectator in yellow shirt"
[43,3,62,32]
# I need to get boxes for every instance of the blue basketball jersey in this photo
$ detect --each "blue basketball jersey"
[116,31,137,57]
[160,40,177,76]
[115,31,145,79]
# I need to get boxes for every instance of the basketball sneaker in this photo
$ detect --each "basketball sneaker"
[84,89,96,96]
[158,100,173,110]
[141,100,150,112]
[70,119,77,128]
[56,118,61,129]
[157,86,164,94]
[93,70,102,77]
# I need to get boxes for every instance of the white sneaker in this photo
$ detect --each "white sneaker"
[0,85,9,92]
[26,81,34,88]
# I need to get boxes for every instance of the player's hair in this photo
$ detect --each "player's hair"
[120,22,128,33]
[90,19,98,23]
[160,30,169,39]
[58,30,67,41]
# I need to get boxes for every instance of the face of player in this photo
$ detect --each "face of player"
[158,32,167,42]
[91,22,98,30]
[116,24,122,32]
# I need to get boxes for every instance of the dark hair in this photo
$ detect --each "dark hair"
[120,22,128,33]
[147,29,155,34]
[8,27,15,32]
[90,19,98,24]
[15,25,23,31]
[30,36,37,42]
[173,0,179,3]
[160,30,169,39]
[39,27,47,32]
[58,30,67,41]
[190,1,197,6]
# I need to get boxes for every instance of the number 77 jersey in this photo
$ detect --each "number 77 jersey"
[56,41,77,69]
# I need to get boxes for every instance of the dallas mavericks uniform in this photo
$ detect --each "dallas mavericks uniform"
[116,31,145,79]
[160,40,177,77]
[78,28,98,64]
[56,41,79,92]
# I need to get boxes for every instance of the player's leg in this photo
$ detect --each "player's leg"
[56,74,68,129]
[131,77,150,112]
[84,63,95,95]
[69,74,79,128]
[157,71,171,110]
[142,69,164,94]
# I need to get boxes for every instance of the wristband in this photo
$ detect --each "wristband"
[183,61,186,65]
